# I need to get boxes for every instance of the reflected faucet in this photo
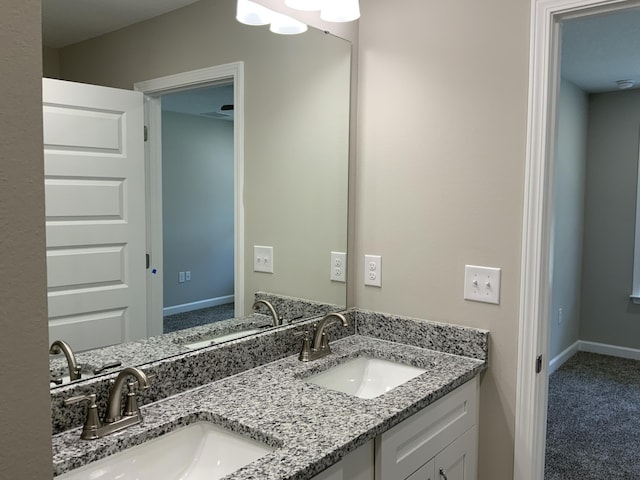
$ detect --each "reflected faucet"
[49,340,82,381]
[252,299,282,326]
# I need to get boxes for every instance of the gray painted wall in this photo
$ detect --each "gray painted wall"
[355,0,530,477]
[549,79,588,360]
[162,111,234,308]
[580,89,640,347]
[1,0,53,477]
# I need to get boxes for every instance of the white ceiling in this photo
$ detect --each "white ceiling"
[562,8,640,92]
[162,84,235,120]
[42,1,640,93]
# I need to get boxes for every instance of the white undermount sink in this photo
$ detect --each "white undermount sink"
[305,356,427,399]
[56,421,275,480]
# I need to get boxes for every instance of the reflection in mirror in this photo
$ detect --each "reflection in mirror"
[42,0,351,387]
[49,292,344,387]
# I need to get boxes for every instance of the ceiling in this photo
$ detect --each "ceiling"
[42,1,640,93]
[162,84,235,120]
[561,8,640,92]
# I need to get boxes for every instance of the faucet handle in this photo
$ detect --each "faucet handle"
[65,393,102,440]
[123,374,155,417]
[294,330,312,362]
[124,381,141,417]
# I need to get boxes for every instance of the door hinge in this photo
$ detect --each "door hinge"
[535,355,543,374]
[146,253,150,269]
[144,125,148,142]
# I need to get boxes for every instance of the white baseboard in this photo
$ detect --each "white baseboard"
[549,339,640,373]
[163,295,234,316]
[548,341,579,375]
[578,340,640,361]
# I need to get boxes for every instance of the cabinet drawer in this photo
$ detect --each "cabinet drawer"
[375,377,478,480]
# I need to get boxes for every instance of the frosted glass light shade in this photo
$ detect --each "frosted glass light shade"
[320,0,360,22]
[236,0,273,26]
[269,12,308,35]
[284,0,323,12]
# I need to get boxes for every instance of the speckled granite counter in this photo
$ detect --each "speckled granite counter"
[52,331,487,479]
[49,292,344,387]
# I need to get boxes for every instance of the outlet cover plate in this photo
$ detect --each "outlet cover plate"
[464,265,501,304]
[364,254,382,287]
[254,245,274,273]
[330,251,347,282]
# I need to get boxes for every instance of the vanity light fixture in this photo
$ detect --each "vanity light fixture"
[285,0,360,21]
[236,0,273,26]
[270,11,308,34]
[320,0,360,22]
[236,0,308,34]
[284,0,323,11]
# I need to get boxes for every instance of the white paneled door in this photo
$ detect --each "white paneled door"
[43,78,147,352]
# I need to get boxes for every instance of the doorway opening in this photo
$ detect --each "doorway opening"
[517,0,640,477]
[134,63,245,338]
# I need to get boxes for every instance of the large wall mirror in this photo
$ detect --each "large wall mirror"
[43,0,351,387]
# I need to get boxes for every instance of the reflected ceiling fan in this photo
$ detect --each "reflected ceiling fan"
[200,104,234,120]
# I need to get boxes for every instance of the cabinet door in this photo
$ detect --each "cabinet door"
[405,459,435,480]
[376,377,478,480]
[312,440,374,480]
[434,426,477,480]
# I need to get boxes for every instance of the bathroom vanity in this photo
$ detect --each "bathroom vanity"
[51,310,487,480]
[313,376,477,480]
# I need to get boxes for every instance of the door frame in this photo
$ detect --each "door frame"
[134,62,245,337]
[515,0,638,477]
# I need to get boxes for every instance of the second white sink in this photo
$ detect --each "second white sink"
[56,421,275,480]
[305,356,426,399]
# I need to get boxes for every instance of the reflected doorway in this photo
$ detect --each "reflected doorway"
[135,62,245,339]
[160,84,236,333]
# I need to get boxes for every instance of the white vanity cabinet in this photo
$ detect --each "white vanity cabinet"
[312,440,375,480]
[312,377,478,480]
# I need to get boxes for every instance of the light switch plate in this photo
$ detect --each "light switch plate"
[330,251,347,282]
[364,254,382,287]
[254,245,274,273]
[464,265,501,304]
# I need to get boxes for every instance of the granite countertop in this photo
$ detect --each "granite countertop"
[52,334,486,479]
[49,292,344,387]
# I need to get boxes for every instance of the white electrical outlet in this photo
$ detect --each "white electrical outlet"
[178,271,185,283]
[254,245,274,273]
[185,271,191,282]
[330,251,347,282]
[464,265,501,304]
[364,254,382,287]
[558,307,563,325]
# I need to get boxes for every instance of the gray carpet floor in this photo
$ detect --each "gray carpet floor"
[163,303,235,334]
[545,351,640,479]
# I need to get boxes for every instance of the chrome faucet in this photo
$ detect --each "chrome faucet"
[298,312,350,362]
[49,340,82,381]
[65,366,151,440]
[252,299,282,326]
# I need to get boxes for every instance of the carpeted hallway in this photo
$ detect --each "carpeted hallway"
[163,303,235,334]
[545,351,640,479]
